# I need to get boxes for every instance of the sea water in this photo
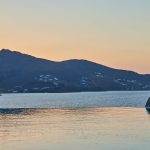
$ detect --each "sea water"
[0,91,150,150]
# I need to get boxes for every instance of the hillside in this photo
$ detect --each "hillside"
[0,49,150,93]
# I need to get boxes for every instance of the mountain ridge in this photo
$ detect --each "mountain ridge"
[0,49,147,74]
[0,49,150,93]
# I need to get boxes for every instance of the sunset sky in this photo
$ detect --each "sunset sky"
[0,0,150,73]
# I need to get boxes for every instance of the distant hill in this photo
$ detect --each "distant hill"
[0,49,150,93]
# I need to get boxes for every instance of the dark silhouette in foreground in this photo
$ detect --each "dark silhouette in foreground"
[145,97,150,113]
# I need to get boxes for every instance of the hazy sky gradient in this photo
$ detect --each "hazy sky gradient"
[0,0,150,73]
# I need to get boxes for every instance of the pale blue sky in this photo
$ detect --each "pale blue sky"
[0,0,150,73]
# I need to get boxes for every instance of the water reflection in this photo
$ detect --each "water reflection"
[0,108,150,150]
[0,108,35,115]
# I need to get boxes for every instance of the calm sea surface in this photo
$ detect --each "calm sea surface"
[0,91,150,150]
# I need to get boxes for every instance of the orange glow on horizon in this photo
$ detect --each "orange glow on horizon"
[0,0,150,74]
